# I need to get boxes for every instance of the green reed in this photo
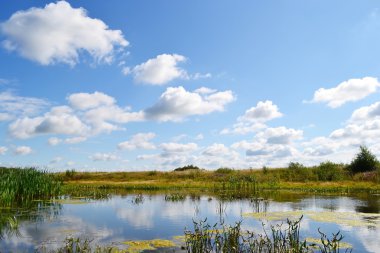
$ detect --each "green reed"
[0,167,62,205]
[184,216,351,253]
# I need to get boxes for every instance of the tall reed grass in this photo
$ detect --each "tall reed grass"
[0,167,62,205]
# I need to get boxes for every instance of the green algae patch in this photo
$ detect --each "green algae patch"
[172,235,186,243]
[243,210,305,221]
[49,199,92,205]
[122,239,176,253]
[306,237,353,249]
[243,210,380,227]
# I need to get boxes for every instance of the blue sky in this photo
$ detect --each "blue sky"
[1,0,380,171]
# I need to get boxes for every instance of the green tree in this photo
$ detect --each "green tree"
[349,146,379,174]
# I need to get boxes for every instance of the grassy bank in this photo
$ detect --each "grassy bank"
[60,164,380,193]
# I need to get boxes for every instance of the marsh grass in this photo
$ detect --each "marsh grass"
[0,167,62,205]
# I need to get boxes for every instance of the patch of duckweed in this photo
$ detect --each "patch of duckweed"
[242,210,305,220]
[243,210,380,227]
[172,235,186,242]
[122,239,176,253]
[306,237,353,249]
[49,199,91,205]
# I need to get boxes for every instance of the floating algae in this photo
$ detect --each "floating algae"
[306,237,353,249]
[242,210,305,221]
[122,239,176,253]
[243,210,380,227]
[49,199,92,205]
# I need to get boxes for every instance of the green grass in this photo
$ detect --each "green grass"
[58,165,380,194]
[0,167,62,205]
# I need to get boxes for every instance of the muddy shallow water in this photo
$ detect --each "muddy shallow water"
[1,191,379,252]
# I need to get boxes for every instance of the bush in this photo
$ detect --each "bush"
[174,165,200,172]
[316,161,343,181]
[215,167,234,174]
[349,146,379,174]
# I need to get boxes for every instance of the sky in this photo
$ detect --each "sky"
[1,0,380,171]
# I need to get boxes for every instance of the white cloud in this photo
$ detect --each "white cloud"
[50,156,63,164]
[258,127,303,144]
[0,1,128,65]
[159,142,198,153]
[90,152,118,162]
[65,136,87,144]
[48,137,62,146]
[0,146,7,155]
[350,101,380,122]
[145,86,235,121]
[14,146,32,155]
[221,101,282,135]
[9,106,89,139]
[194,87,217,94]
[239,100,283,123]
[192,73,212,80]
[0,91,48,121]
[68,91,115,110]
[202,143,229,156]
[124,54,187,85]
[309,77,380,108]
[118,132,156,150]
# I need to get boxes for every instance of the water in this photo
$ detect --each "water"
[1,191,379,252]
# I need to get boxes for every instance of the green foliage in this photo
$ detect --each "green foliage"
[316,162,344,181]
[288,162,306,170]
[349,146,379,174]
[262,166,268,174]
[0,167,62,205]
[65,169,76,179]
[174,164,201,172]
[215,167,234,174]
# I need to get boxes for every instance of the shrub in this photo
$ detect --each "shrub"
[174,165,200,172]
[349,146,379,174]
[316,161,343,181]
[215,167,234,174]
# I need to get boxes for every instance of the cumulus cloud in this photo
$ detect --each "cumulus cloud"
[258,127,303,144]
[118,132,156,150]
[123,54,187,85]
[349,101,380,122]
[90,152,118,162]
[68,91,115,110]
[14,146,32,155]
[0,1,128,65]
[9,106,89,139]
[145,86,235,121]
[221,101,282,135]
[0,146,7,155]
[9,91,145,139]
[308,77,380,108]
[239,101,283,123]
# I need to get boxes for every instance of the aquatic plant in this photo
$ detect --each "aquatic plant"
[0,167,62,205]
[184,216,351,253]
[164,193,186,202]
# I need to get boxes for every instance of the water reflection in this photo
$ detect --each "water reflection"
[0,191,379,253]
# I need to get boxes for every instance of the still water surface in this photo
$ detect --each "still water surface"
[1,191,379,252]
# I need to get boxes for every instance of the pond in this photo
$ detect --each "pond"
[0,190,379,252]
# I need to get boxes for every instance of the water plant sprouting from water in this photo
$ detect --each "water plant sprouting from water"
[0,167,62,205]
[184,216,352,253]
